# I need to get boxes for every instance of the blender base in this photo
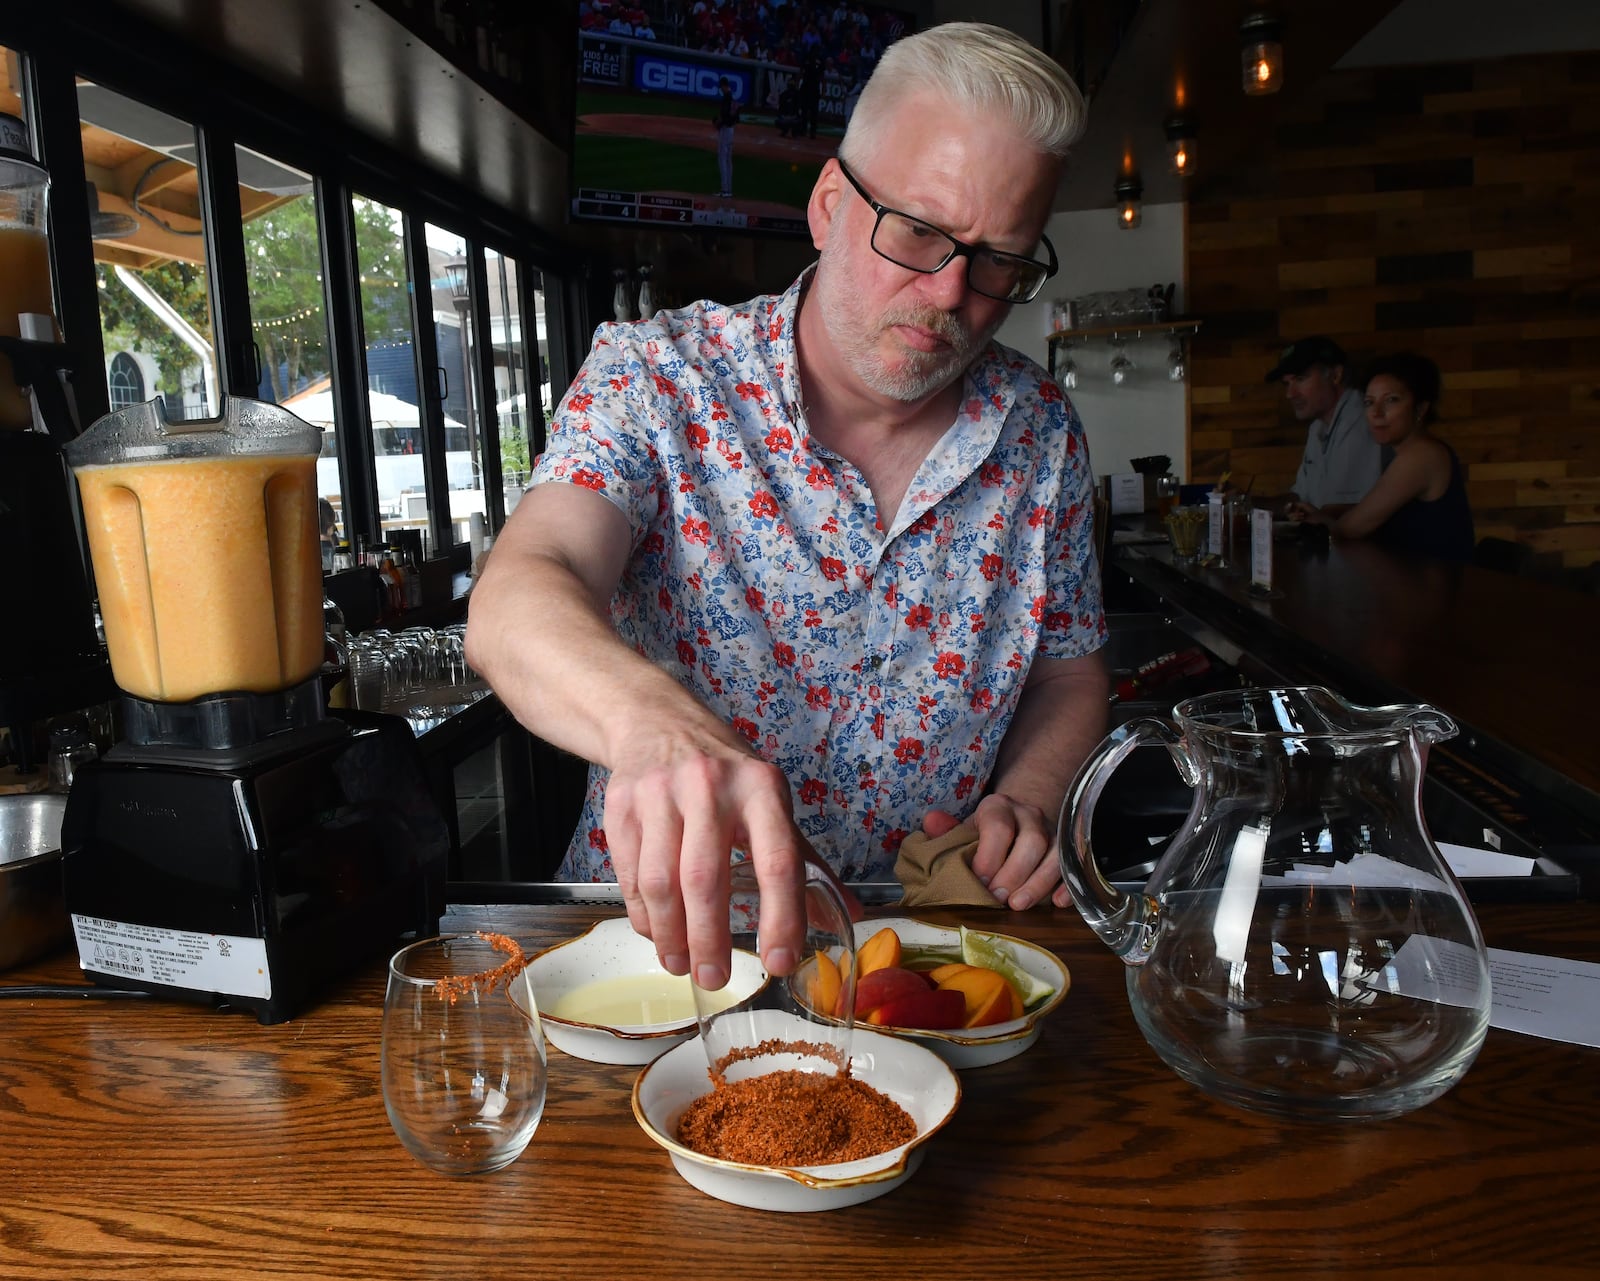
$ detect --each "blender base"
[59,711,450,1024]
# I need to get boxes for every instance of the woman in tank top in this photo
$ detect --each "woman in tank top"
[1286,352,1474,561]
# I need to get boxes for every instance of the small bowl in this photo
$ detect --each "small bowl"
[526,916,767,1065]
[632,1009,961,1212]
[841,917,1070,1070]
[0,793,70,971]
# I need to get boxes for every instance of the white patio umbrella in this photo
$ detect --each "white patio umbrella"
[282,387,466,433]
[493,386,553,417]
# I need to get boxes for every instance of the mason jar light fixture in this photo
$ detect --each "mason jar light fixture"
[1241,13,1284,96]
[1164,116,1197,177]
[1115,178,1143,230]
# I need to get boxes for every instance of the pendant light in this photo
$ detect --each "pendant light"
[1164,116,1196,178]
[1115,179,1142,230]
[1240,13,1284,96]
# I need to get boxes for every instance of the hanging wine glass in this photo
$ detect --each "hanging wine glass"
[1166,333,1187,382]
[1057,342,1078,390]
[1109,336,1134,387]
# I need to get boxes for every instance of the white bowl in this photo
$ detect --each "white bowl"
[632,1009,961,1212]
[843,916,1071,1069]
[526,916,767,1066]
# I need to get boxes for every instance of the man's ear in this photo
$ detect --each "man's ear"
[807,159,844,252]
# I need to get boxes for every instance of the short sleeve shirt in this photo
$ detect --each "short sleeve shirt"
[1291,387,1383,508]
[531,270,1107,882]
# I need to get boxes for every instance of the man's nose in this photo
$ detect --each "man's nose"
[917,256,972,309]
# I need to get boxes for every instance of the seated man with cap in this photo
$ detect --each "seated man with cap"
[1267,335,1383,514]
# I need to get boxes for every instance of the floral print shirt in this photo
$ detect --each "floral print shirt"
[532,270,1106,883]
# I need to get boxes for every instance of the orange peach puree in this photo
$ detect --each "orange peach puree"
[75,453,323,701]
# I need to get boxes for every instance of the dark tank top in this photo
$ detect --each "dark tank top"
[1376,443,1474,562]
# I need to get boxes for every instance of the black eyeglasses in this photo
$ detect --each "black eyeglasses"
[835,159,1058,304]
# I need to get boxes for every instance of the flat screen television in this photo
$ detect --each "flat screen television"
[572,4,917,237]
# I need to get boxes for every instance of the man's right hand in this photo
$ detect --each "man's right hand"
[467,483,814,992]
[601,739,811,991]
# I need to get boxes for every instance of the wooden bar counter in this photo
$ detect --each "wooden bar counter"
[1111,536,1600,828]
[2,900,1598,1280]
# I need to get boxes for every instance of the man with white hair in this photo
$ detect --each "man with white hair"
[467,22,1107,987]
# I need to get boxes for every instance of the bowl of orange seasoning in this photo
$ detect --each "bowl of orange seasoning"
[631,1008,961,1212]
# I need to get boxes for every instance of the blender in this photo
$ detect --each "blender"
[0,112,111,792]
[58,396,448,1023]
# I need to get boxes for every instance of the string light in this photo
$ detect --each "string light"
[252,305,323,329]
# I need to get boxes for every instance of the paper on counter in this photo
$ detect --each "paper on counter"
[1437,842,1535,878]
[1282,845,1533,888]
[1389,936,1600,1049]
[1485,948,1600,1049]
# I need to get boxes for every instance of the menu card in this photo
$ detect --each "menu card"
[1108,473,1144,515]
[1250,509,1273,589]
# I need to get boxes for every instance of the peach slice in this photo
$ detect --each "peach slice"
[866,987,966,1030]
[933,965,1016,1025]
[853,965,933,1018]
[964,981,1016,1029]
[856,926,902,977]
[811,950,841,1018]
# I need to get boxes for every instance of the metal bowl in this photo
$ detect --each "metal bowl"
[0,792,70,970]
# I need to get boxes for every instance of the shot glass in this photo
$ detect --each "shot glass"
[382,933,548,1175]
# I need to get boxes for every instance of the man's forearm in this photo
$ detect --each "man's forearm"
[986,651,1110,833]
[464,489,741,773]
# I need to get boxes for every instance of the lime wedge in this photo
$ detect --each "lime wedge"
[959,927,1054,1005]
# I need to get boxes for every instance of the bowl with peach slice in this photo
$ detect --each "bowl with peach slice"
[796,917,1070,1069]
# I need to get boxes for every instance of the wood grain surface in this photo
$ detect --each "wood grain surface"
[1116,538,1600,802]
[1,901,1596,1281]
[1184,48,1600,571]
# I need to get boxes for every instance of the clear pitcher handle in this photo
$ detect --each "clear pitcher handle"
[1057,717,1194,963]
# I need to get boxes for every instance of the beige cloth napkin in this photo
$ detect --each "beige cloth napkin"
[894,821,1001,909]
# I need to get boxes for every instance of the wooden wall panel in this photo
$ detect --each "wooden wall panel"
[1187,51,1600,569]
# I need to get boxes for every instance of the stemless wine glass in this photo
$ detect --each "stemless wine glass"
[382,933,548,1175]
[693,859,858,1084]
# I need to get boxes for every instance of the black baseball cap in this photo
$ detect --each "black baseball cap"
[1264,336,1347,382]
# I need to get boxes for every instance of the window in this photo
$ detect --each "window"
[484,248,543,520]
[352,194,435,544]
[77,79,218,419]
[107,351,146,408]
[428,224,486,542]
[235,146,347,550]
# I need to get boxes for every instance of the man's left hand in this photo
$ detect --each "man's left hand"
[922,795,1071,910]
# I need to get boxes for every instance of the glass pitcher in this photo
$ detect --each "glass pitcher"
[1060,686,1491,1121]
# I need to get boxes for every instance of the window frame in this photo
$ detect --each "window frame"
[2,8,583,563]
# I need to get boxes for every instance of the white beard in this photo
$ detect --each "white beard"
[814,237,997,402]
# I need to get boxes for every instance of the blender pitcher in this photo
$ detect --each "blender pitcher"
[64,396,325,703]
[1059,686,1491,1121]
[0,112,56,430]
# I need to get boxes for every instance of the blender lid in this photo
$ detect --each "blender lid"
[65,395,323,468]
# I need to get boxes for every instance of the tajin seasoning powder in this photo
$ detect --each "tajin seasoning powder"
[676,1040,916,1166]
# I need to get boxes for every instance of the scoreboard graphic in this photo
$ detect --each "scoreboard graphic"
[573,187,808,237]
